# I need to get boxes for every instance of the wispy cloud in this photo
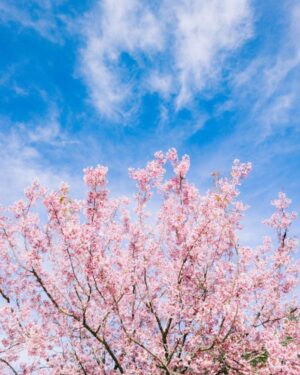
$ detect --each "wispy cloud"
[80,0,163,121]
[80,0,252,121]
[0,63,29,96]
[13,106,78,146]
[0,108,80,204]
[0,0,66,43]
[168,0,252,107]
[0,130,74,205]
[231,1,300,139]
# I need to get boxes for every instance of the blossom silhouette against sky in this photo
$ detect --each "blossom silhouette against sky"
[0,0,299,243]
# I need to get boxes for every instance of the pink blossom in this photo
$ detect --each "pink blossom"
[0,150,298,374]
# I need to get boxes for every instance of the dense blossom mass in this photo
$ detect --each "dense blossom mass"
[0,149,299,374]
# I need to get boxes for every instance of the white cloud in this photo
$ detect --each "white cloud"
[80,0,252,120]
[147,73,173,98]
[169,0,252,107]
[231,2,300,139]
[0,130,74,205]
[12,106,79,147]
[25,107,70,145]
[258,94,295,138]
[0,0,65,43]
[80,0,163,120]
[0,110,80,204]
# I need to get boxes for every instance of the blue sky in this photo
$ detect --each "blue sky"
[0,0,300,243]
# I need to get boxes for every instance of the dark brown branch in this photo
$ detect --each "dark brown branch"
[82,318,124,374]
[0,288,10,303]
[253,307,298,328]
[74,351,88,375]
[31,268,79,320]
[0,358,18,375]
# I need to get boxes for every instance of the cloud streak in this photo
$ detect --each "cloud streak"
[0,0,65,43]
[231,1,300,140]
[80,0,252,121]
[0,108,81,204]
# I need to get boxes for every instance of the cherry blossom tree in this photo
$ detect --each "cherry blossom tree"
[0,149,299,374]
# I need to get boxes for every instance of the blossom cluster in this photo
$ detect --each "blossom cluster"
[0,149,298,374]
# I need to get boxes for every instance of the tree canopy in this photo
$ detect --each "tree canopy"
[0,149,299,374]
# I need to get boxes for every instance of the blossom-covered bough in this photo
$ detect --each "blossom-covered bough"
[0,149,299,374]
